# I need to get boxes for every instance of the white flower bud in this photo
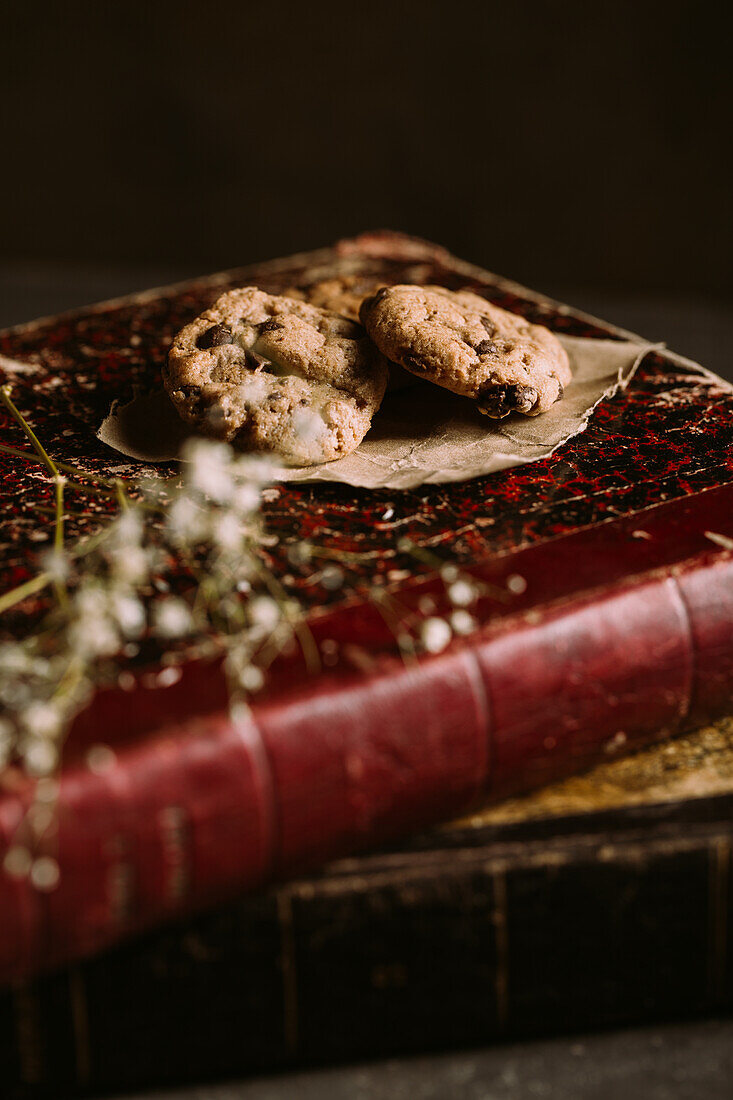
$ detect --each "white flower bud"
[181,439,234,503]
[24,737,59,777]
[287,542,312,567]
[248,595,280,633]
[213,512,243,553]
[237,665,265,693]
[231,482,261,515]
[450,610,476,636]
[30,856,60,892]
[109,593,145,638]
[21,703,61,740]
[39,548,71,584]
[69,614,119,658]
[292,407,326,446]
[112,509,143,547]
[109,545,150,585]
[167,495,205,542]
[3,846,32,879]
[321,564,344,591]
[421,617,452,654]
[448,579,476,608]
[153,598,194,639]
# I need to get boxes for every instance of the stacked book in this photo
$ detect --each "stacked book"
[1,233,732,1094]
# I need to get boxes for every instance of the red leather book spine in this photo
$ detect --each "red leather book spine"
[0,487,732,985]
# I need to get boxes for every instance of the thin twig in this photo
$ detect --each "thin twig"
[0,523,118,615]
[250,555,321,675]
[0,572,53,615]
[0,442,160,510]
[1,387,67,604]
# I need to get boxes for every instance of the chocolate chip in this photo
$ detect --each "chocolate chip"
[475,339,497,356]
[257,319,284,335]
[245,351,272,372]
[197,323,234,349]
[478,382,538,419]
[480,316,497,336]
[404,353,427,372]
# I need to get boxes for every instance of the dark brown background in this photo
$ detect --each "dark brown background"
[3,0,731,298]
[2,6,733,1097]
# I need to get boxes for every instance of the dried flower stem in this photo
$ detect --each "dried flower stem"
[0,442,160,509]
[0,523,122,615]
[370,590,418,666]
[250,556,321,674]
[0,572,53,615]
[2,387,68,604]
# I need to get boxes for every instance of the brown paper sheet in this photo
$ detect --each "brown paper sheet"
[97,335,657,489]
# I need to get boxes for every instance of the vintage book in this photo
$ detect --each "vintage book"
[1,232,732,986]
[3,716,733,1095]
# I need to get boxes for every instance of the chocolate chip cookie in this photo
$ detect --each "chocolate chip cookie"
[164,288,389,465]
[360,285,571,419]
[286,274,387,322]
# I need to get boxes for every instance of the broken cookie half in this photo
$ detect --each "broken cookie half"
[164,288,389,465]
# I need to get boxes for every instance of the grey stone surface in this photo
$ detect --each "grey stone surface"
[111,1018,733,1100]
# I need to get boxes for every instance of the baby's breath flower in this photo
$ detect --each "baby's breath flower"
[447,579,476,608]
[506,573,528,595]
[450,609,476,636]
[108,545,150,585]
[111,509,143,547]
[109,593,145,638]
[232,454,276,486]
[0,403,307,893]
[23,737,59,778]
[20,703,61,740]
[213,512,244,553]
[166,495,205,543]
[0,644,38,676]
[3,846,32,880]
[320,564,344,591]
[287,541,312,567]
[421,617,452,654]
[292,407,326,446]
[153,598,194,639]
[248,595,280,633]
[234,664,265,693]
[86,744,117,775]
[231,481,261,516]
[30,856,60,892]
[182,438,234,503]
[39,548,71,584]
[74,586,107,619]
[68,603,119,658]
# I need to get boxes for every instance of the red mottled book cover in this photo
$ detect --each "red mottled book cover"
[1,232,732,986]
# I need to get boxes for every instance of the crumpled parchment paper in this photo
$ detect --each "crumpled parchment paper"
[97,335,657,489]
